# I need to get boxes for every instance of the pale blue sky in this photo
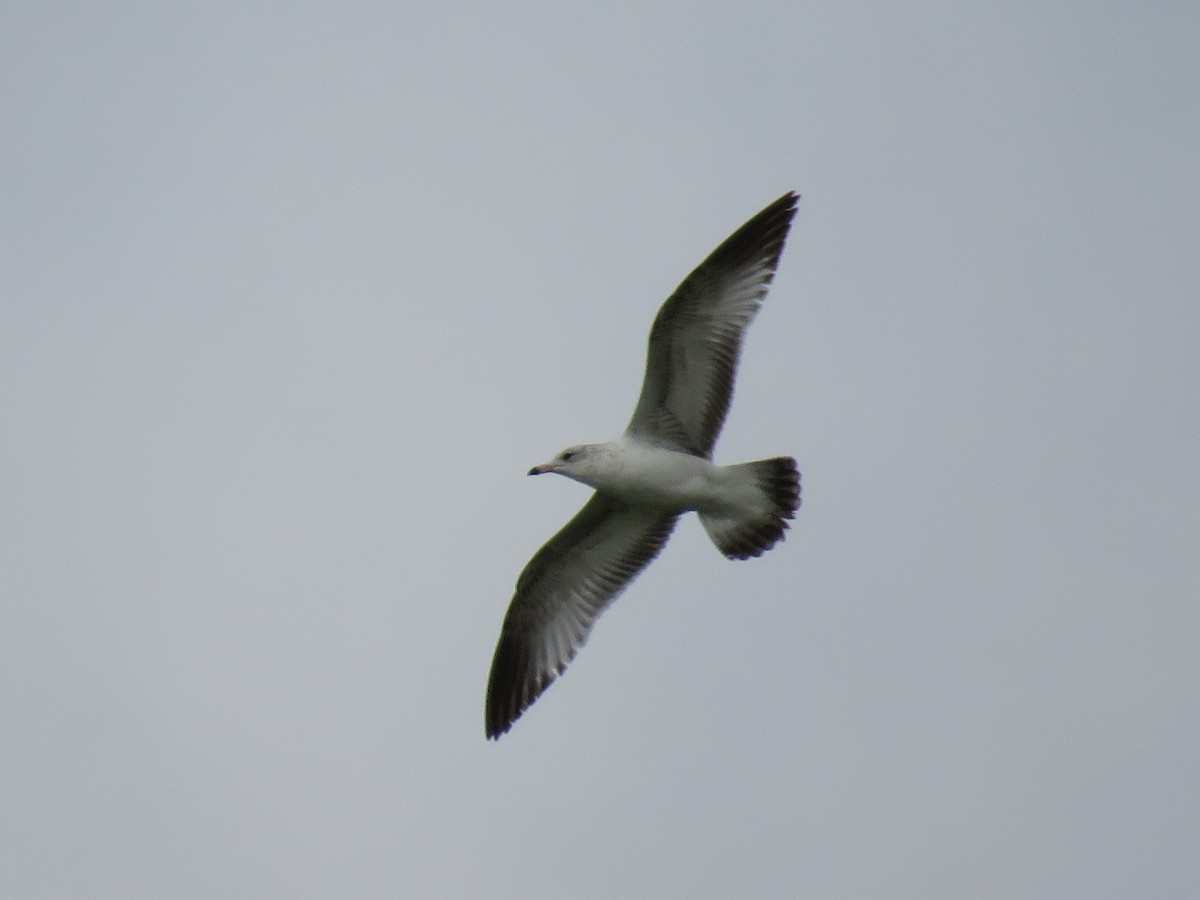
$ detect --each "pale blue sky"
[3,3,1198,897]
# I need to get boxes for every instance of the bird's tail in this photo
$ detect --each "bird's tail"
[699,457,801,560]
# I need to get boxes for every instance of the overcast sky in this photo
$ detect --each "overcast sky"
[3,3,1199,898]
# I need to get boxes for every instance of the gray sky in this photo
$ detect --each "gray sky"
[3,3,1198,897]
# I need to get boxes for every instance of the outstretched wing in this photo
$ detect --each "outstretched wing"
[625,192,798,457]
[485,494,678,739]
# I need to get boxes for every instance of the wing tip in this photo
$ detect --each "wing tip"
[762,189,800,240]
[485,633,555,740]
[778,189,801,210]
[705,191,800,278]
[762,190,800,224]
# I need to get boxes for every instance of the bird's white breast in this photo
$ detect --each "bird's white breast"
[590,440,717,511]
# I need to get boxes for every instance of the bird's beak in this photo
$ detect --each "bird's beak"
[528,463,551,476]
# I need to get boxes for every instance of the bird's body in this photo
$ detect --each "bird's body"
[532,438,790,529]
[486,192,802,739]
[535,440,715,509]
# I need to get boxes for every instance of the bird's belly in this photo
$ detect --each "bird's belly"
[597,449,717,511]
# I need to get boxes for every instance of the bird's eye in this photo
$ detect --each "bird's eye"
[561,450,575,462]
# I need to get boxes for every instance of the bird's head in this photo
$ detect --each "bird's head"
[528,444,603,485]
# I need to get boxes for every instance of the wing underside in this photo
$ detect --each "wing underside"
[485,494,678,738]
[626,191,798,456]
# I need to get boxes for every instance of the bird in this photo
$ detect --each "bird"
[485,191,801,739]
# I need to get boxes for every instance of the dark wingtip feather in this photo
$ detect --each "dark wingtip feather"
[703,191,799,279]
[485,634,557,740]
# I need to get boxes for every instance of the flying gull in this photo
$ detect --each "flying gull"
[486,191,801,739]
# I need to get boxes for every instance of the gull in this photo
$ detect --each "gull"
[485,192,801,739]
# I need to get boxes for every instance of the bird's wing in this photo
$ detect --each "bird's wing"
[486,494,678,738]
[625,191,798,456]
